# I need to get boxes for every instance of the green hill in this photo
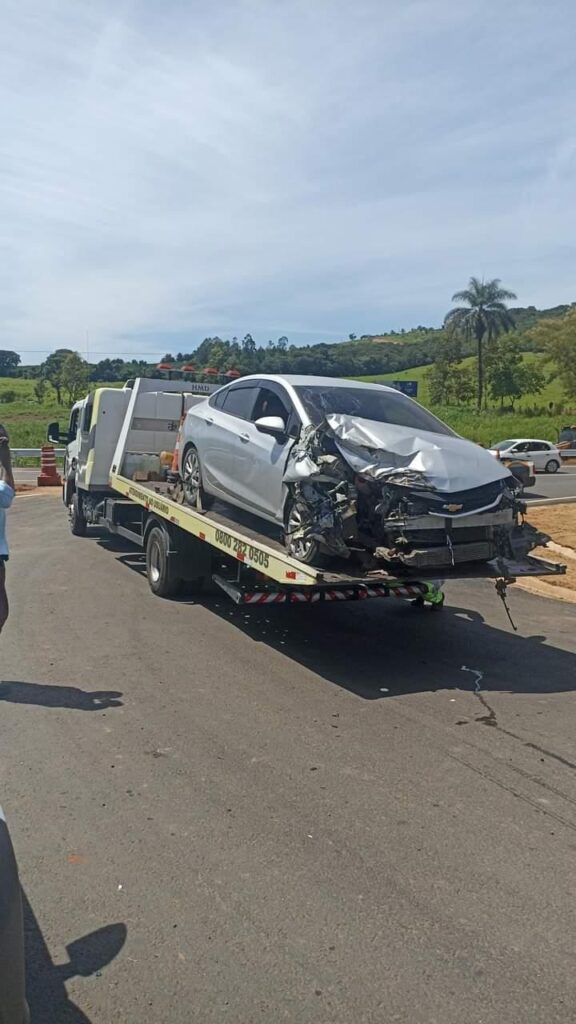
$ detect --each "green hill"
[356,352,564,407]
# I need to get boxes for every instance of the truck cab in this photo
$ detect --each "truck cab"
[49,386,133,531]
[49,379,217,535]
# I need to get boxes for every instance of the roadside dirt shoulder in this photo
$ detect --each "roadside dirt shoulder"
[517,506,576,602]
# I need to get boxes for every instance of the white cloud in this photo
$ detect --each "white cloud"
[1,0,576,360]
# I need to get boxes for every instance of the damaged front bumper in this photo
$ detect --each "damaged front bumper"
[284,415,554,572]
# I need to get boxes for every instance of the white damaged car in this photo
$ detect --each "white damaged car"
[179,375,545,570]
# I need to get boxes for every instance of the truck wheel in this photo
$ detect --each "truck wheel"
[146,526,181,598]
[70,493,87,537]
[182,445,214,511]
[545,459,560,474]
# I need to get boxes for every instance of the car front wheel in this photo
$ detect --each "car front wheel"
[545,459,560,474]
[284,498,325,566]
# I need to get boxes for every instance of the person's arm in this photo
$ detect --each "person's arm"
[0,436,15,500]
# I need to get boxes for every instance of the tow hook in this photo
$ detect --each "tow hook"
[495,577,518,631]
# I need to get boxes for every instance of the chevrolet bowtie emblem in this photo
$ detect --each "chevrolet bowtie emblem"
[443,503,463,512]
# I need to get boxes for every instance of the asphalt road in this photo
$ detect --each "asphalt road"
[526,467,576,501]
[2,495,576,1023]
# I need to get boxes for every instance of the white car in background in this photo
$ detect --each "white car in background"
[489,439,562,474]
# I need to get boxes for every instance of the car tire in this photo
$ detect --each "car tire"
[545,459,560,474]
[70,492,87,536]
[181,444,214,511]
[284,498,325,566]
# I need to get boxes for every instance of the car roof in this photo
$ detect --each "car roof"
[495,438,556,445]
[230,374,398,392]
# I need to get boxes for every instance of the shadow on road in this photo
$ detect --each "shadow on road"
[0,681,123,710]
[202,592,576,701]
[95,528,576,701]
[24,890,126,1023]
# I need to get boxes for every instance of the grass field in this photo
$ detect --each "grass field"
[0,378,66,447]
[0,378,123,448]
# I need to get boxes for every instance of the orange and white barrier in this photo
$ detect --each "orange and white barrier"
[37,445,62,487]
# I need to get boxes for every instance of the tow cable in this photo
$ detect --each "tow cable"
[495,577,518,632]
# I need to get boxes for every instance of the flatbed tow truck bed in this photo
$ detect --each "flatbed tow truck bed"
[106,473,566,608]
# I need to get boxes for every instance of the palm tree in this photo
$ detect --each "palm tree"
[444,277,517,410]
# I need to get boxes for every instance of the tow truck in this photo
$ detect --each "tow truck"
[48,378,566,611]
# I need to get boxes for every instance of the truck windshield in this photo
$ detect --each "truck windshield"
[295,385,456,436]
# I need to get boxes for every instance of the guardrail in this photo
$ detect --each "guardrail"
[12,448,65,458]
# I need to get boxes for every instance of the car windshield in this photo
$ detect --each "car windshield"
[492,440,517,450]
[295,385,456,436]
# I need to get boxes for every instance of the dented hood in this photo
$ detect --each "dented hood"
[326,414,512,492]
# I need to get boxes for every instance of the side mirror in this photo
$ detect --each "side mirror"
[254,415,286,438]
[47,421,63,444]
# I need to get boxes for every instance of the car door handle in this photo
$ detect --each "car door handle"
[204,417,214,425]
[239,433,250,443]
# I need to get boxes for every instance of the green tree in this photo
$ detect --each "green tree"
[451,367,475,406]
[444,277,517,410]
[528,307,576,400]
[425,332,465,405]
[61,352,90,403]
[0,351,21,376]
[33,378,49,403]
[487,336,545,409]
[42,348,75,404]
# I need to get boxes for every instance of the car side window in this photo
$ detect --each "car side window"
[220,385,258,420]
[252,386,301,438]
[514,442,530,453]
[252,387,291,423]
[209,389,227,410]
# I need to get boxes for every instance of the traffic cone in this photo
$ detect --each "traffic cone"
[171,417,185,473]
[37,445,62,487]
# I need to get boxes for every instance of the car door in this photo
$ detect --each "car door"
[200,382,260,500]
[507,441,532,464]
[239,383,300,521]
[517,441,546,471]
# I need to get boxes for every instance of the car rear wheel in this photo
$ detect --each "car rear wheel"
[545,459,560,474]
[181,445,214,510]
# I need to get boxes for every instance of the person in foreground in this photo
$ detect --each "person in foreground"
[0,426,15,634]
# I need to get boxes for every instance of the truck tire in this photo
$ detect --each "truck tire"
[70,492,87,537]
[145,526,181,598]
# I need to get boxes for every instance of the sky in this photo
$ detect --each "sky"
[1,0,576,363]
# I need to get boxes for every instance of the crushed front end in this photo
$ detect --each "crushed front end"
[284,416,548,571]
